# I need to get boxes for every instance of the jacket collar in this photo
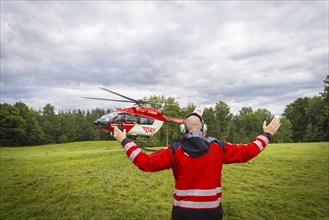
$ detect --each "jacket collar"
[181,131,210,157]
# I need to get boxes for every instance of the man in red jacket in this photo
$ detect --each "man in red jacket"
[113,113,281,220]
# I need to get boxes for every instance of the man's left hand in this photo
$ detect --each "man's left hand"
[114,127,126,143]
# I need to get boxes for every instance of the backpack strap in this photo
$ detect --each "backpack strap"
[169,141,182,155]
[206,137,226,152]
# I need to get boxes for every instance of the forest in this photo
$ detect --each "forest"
[1,75,328,147]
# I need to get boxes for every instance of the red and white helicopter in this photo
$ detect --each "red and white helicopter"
[82,88,204,138]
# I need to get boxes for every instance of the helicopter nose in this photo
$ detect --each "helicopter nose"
[94,119,110,128]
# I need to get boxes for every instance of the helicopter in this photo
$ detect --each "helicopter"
[82,88,204,139]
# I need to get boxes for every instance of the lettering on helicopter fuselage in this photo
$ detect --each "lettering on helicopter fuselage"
[147,109,158,115]
[142,126,156,133]
[171,118,184,123]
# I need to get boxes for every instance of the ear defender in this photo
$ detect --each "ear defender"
[180,124,187,134]
[181,113,207,134]
[202,123,207,133]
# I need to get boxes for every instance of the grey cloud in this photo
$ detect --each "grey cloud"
[1,1,328,116]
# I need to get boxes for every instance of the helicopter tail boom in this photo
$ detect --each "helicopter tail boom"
[163,115,185,124]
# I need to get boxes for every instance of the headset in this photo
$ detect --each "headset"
[180,113,207,134]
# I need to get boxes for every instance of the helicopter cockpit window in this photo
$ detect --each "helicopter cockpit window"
[134,116,154,125]
[123,114,134,124]
[113,113,124,123]
[100,112,118,123]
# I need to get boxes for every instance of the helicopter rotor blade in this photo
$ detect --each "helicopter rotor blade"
[100,88,141,104]
[142,100,154,104]
[81,97,136,103]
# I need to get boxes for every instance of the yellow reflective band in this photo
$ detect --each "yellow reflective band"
[174,187,222,196]
[174,198,222,209]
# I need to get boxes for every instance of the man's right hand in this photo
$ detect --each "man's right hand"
[262,118,281,136]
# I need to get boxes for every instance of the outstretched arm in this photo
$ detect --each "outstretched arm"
[113,127,173,172]
[223,117,281,164]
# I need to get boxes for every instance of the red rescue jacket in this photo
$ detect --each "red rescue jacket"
[121,132,270,219]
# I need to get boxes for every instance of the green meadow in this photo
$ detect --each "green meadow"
[0,142,328,220]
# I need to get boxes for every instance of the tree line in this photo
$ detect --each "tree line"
[1,75,328,147]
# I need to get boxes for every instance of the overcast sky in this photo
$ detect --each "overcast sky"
[1,1,328,116]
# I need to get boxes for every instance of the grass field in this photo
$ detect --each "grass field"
[0,141,328,220]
